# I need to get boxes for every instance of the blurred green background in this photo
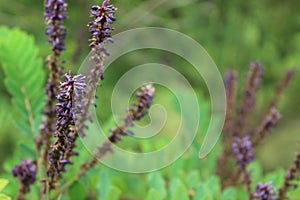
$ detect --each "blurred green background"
[0,0,300,178]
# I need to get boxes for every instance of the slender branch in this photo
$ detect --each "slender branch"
[278,151,300,199]
[233,62,263,137]
[266,69,295,111]
[252,107,281,147]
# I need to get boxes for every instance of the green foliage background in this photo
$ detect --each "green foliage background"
[0,0,299,199]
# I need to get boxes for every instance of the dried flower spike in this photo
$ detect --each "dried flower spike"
[216,70,238,186]
[234,62,263,136]
[216,63,295,191]
[267,69,296,110]
[12,159,37,195]
[223,70,238,135]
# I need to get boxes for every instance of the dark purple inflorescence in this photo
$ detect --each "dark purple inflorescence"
[232,136,254,167]
[55,73,87,135]
[74,0,117,139]
[87,0,116,50]
[39,0,68,167]
[47,73,87,189]
[12,159,37,194]
[252,182,276,200]
[109,83,155,143]
[45,0,67,56]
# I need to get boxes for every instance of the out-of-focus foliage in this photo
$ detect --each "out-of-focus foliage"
[0,179,11,200]
[0,0,300,199]
[0,0,299,119]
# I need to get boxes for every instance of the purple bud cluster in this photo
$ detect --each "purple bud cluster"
[131,83,156,120]
[109,83,155,143]
[12,159,37,194]
[45,0,67,56]
[260,107,281,135]
[253,182,276,200]
[47,73,87,189]
[232,136,254,167]
[87,0,116,48]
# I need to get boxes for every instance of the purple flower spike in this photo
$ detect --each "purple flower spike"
[45,0,67,56]
[232,136,254,167]
[47,73,87,189]
[252,182,276,200]
[12,159,37,194]
[109,83,155,143]
[88,0,116,49]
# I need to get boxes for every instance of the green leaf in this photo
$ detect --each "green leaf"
[0,194,11,200]
[19,143,36,159]
[0,27,45,136]
[105,186,121,200]
[185,170,200,189]
[68,181,86,200]
[193,184,213,200]
[169,157,184,178]
[0,27,9,38]
[207,176,221,198]
[263,169,285,188]
[169,178,189,200]
[145,188,163,200]
[97,170,122,200]
[13,98,28,120]
[44,186,49,200]
[221,187,236,200]
[15,120,32,136]
[0,179,11,200]
[0,179,8,192]
[236,186,248,199]
[147,172,167,199]
[247,161,263,184]
[290,180,300,198]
